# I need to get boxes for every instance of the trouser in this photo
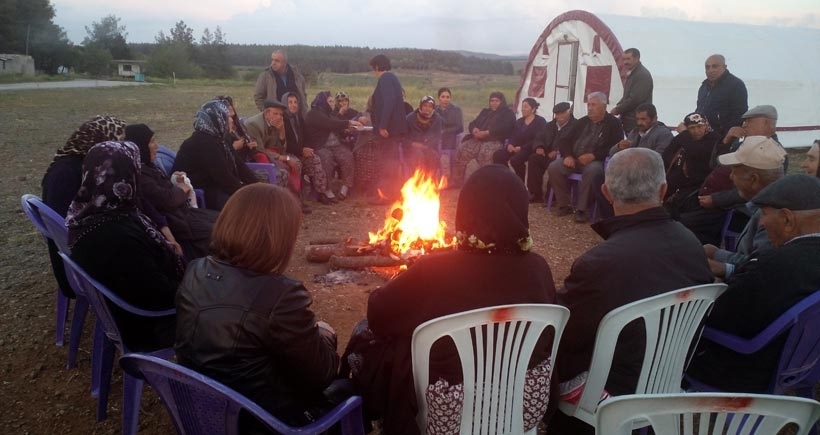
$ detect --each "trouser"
[316,145,355,189]
[547,159,604,212]
[452,138,503,187]
[526,153,554,200]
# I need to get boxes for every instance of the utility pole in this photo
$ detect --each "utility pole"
[25,24,31,55]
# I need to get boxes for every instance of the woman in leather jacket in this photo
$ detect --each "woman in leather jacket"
[174,183,341,427]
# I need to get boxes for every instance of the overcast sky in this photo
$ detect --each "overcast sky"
[51,0,820,55]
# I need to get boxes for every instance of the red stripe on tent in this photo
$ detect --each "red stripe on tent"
[777,126,820,132]
[515,10,627,112]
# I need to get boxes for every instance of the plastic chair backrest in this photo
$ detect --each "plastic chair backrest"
[596,393,820,435]
[412,304,570,434]
[58,252,174,352]
[720,209,742,251]
[560,283,727,425]
[119,353,366,435]
[36,199,72,255]
[21,194,52,240]
[246,162,279,185]
[155,145,177,177]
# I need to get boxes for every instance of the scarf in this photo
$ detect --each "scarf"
[193,99,237,172]
[50,115,126,163]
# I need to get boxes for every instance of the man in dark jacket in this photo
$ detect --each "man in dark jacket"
[686,174,820,392]
[253,49,307,113]
[527,101,576,202]
[547,91,623,223]
[369,54,408,203]
[694,54,748,138]
[548,148,713,434]
[611,48,653,134]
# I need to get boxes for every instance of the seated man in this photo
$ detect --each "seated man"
[549,148,713,435]
[404,95,443,174]
[703,135,785,279]
[686,174,820,392]
[608,103,673,157]
[243,99,295,191]
[526,102,576,203]
[547,91,623,223]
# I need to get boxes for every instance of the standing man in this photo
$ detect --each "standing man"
[548,148,713,435]
[610,48,653,134]
[527,102,576,203]
[694,54,748,138]
[547,91,623,223]
[369,54,408,203]
[254,49,307,113]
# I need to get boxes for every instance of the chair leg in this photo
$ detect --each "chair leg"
[96,336,116,421]
[122,374,144,435]
[55,289,69,346]
[66,295,89,369]
[341,405,366,435]
[91,320,105,397]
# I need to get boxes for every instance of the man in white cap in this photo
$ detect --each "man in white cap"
[687,174,820,392]
[703,135,786,279]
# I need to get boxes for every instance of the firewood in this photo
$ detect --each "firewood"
[306,244,342,263]
[309,238,343,245]
[329,255,403,269]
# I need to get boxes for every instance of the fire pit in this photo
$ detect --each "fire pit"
[306,170,455,270]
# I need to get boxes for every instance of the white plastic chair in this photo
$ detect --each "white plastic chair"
[558,283,728,426]
[411,304,570,435]
[596,393,820,435]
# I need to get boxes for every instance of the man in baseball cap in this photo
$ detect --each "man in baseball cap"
[687,174,820,393]
[703,136,786,279]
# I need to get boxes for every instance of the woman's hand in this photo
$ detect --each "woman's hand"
[160,226,183,257]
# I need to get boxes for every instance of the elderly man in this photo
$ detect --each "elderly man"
[527,102,576,202]
[702,136,786,279]
[547,91,623,223]
[405,95,443,174]
[609,103,673,157]
[549,148,713,434]
[687,174,820,393]
[610,48,653,134]
[253,50,307,113]
[694,54,748,138]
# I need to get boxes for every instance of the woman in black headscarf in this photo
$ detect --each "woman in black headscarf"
[68,141,185,351]
[173,99,258,211]
[345,164,557,434]
[450,91,516,188]
[125,124,218,260]
[306,91,361,203]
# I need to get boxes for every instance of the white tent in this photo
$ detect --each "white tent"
[514,10,820,148]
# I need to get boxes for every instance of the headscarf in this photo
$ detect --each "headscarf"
[455,164,533,254]
[310,91,333,113]
[51,115,126,161]
[124,123,155,166]
[66,141,184,275]
[193,99,236,170]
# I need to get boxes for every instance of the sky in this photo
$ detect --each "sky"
[50,0,820,55]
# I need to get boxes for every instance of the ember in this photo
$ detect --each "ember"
[368,169,454,260]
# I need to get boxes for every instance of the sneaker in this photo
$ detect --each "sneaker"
[339,185,349,200]
[574,210,588,223]
[318,193,338,205]
[552,206,574,217]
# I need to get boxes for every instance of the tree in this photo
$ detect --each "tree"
[148,43,202,79]
[197,26,233,79]
[83,14,131,59]
[0,0,73,73]
[75,46,113,77]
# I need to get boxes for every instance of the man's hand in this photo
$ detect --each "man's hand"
[246,140,258,150]
[379,128,389,138]
[578,153,595,166]
[676,122,687,133]
[707,258,727,278]
[617,139,631,150]
[506,143,516,153]
[610,108,620,115]
[703,244,719,259]
[698,195,714,209]
[231,138,245,151]
[723,126,746,144]
[302,147,314,158]
[562,156,576,169]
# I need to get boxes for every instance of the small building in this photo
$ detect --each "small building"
[113,60,146,78]
[0,54,35,76]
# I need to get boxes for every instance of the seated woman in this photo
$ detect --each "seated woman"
[493,97,548,183]
[41,115,127,297]
[345,164,557,434]
[333,91,363,149]
[451,91,516,188]
[175,183,342,427]
[68,141,185,351]
[283,91,330,207]
[435,87,464,151]
[404,95,443,175]
[306,91,361,203]
[216,95,260,164]
[173,99,258,211]
[125,123,219,260]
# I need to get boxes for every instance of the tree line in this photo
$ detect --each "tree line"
[1,1,514,78]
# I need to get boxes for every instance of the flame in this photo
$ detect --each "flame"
[368,169,454,258]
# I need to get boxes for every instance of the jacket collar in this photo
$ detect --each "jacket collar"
[591,206,672,240]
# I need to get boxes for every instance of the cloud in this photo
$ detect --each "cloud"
[55,0,276,21]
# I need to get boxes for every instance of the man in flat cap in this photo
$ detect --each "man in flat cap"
[527,101,576,202]
[686,174,820,392]
[243,99,300,202]
[702,135,786,279]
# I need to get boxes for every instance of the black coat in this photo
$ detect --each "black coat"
[175,257,339,420]
[696,70,748,138]
[467,106,516,142]
[557,113,623,161]
[305,107,351,149]
[557,207,713,395]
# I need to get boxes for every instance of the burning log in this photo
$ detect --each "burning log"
[329,255,403,269]
[305,239,380,263]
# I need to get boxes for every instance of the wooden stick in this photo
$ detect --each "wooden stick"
[329,255,403,269]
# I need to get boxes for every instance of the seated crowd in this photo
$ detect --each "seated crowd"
[35,48,820,435]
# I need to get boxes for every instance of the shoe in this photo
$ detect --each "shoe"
[318,193,338,205]
[529,193,544,204]
[338,185,349,201]
[552,206,574,217]
[574,210,588,223]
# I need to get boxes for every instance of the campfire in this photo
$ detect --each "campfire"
[307,170,455,269]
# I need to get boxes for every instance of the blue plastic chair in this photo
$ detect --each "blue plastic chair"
[120,353,366,435]
[246,162,279,185]
[155,145,177,177]
[719,209,742,252]
[59,252,175,435]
